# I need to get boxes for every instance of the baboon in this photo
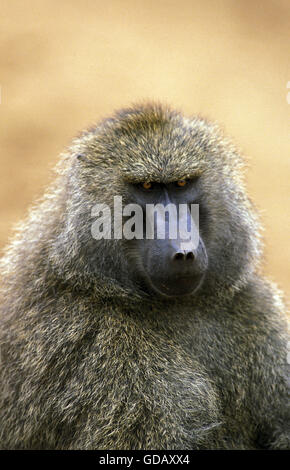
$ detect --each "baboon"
[0,103,289,450]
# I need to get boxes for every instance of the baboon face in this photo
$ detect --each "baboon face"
[77,104,256,299]
[124,179,208,298]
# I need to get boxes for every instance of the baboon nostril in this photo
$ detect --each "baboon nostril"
[173,252,195,261]
[174,252,185,261]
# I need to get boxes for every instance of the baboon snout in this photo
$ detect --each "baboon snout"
[145,238,207,298]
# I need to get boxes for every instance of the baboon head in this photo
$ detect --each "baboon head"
[51,103,261,300]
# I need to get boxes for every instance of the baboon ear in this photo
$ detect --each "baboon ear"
[76,154,85,161]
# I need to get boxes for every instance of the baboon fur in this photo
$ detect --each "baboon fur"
[0,103,289,450]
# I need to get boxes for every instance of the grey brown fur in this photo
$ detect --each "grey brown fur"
[0,103,289,449]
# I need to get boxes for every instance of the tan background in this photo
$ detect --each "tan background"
[0,0,289,299]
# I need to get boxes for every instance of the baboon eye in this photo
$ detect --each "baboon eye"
[176,180,187,187]
[142,182,152,190]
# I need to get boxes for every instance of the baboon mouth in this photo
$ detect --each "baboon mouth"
[147,273,205,298]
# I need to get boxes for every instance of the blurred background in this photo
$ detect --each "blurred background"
[0,0,289,298]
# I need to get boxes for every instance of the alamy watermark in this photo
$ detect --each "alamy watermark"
[91,196,200,250]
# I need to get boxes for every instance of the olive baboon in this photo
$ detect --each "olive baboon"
[0,103,289,449]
